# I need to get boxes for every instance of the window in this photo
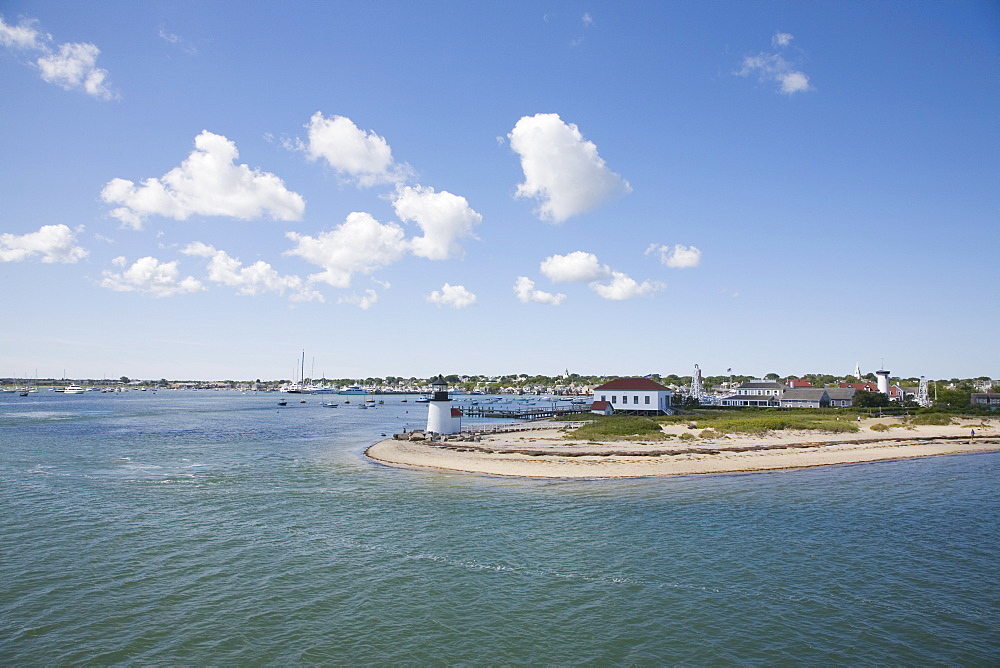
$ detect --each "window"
[644,396,650,404]
[634,396,639,404]
[622,396,627,404]
[600,395,606,402]
[611,396,616,404]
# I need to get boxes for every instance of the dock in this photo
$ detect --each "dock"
[459,405,590,420]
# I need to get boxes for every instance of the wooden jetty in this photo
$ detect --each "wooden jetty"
[460,405,590,420]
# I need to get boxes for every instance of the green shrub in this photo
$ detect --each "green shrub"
[910,413,953,426]
[569,415,665,441]
[870,423,890,432]
[678,432,696,441]
[699,429,722,439]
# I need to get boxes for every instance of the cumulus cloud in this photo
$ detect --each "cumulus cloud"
[392,185,482,260]
[736,33,813,95]
[0,224,88,263]
[285,211,407,288]
[514,277,566,305]
[0,14,115,99]
[37,42,114,99]
[99,256,204,297]
[508,113,631,222]
[540,250,610,282]
[646,243,702,268]
[101,131,305,229]
[589,272,664,300]
[182,242,322,302]
[0,15,46,49]
[427,283,477,308]
[299,112,411,187]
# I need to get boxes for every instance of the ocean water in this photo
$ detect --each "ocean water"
[1,391,998,664]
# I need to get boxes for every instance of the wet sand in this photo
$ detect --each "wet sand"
[366,417,999,478]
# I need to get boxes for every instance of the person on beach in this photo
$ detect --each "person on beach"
[971,428,975,438]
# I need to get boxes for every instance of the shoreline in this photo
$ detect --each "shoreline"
[365,418,1000,478]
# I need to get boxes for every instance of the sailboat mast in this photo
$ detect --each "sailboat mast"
[301,350,305,386]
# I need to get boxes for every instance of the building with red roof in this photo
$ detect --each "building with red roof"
[591,377,672,415]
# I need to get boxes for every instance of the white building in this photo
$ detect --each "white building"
[591,378,672,415]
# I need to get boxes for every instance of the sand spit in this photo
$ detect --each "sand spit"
[365,418,999,478]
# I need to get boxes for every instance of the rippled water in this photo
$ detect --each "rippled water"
[2,391,998,664]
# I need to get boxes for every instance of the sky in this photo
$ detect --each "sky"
[1,0,998,382]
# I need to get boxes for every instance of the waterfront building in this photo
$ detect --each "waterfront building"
[591,378,672,415]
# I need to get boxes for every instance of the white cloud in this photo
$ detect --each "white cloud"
[37,42,114,99]
[772,32,793,47]
[339,289,379,310]
[0,15,45,49]
[736,33,813,95]
[540,250,610,283]
[589,271,664,300]
[99,256,204,297]
[392,185,482,260]
[158,26,197,54]
[0,15,116,99]
[182,242,322,302]
[427,283,477,308]
[646,243,702,268]
[300,112,411,187]
[514,277,566,305]
[285,211,407,288]
[0,224,88,263]
[101,131,305,229]
[508,113,631,222]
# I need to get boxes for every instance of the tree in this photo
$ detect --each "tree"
[934,389,971,411]
[120,376,130,384]
[853,391,889,408]
[765,373,780,380]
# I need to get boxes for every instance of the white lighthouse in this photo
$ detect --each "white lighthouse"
[426,374,462,436]
[876,369,891,395]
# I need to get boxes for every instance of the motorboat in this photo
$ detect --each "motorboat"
[63,385,86,394]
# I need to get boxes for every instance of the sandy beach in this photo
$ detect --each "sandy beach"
[366,417,999,478]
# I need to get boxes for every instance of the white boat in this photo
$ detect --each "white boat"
[339,385,365,395]
[415,395,430,403]
[63,385,85,394]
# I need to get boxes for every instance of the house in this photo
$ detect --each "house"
[840,382,878,392]
[735,381,785,396]
[786,378,813,388]
[592,378,672,415]
[780,388,830,408]
[719,380,784,407]
[826,387,856,408]
[971,393,1000,410]
[719,394,780,407]
[590,400,614,416]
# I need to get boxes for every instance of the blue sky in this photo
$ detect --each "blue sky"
[1,1,997,381]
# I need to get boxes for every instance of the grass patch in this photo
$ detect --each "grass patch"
[910,413,953,426]
[661,410,859,436]
[870,423,891,432]
[567,415,666,441]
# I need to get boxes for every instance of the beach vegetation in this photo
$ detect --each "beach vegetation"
[699,429,723,439]
[678,432,696,441]
[853,391,890,408]
[660,410,860,436]
[567,416,667,441]
[910,413,954,426]
[870,423,891,432]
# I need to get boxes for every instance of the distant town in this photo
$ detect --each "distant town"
[3,367,998,412]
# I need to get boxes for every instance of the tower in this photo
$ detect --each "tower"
[917,376,930,407]
[876,369,891,395]
[426,374,461,435]
[854,362,862,380]
[690,364,704,403]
